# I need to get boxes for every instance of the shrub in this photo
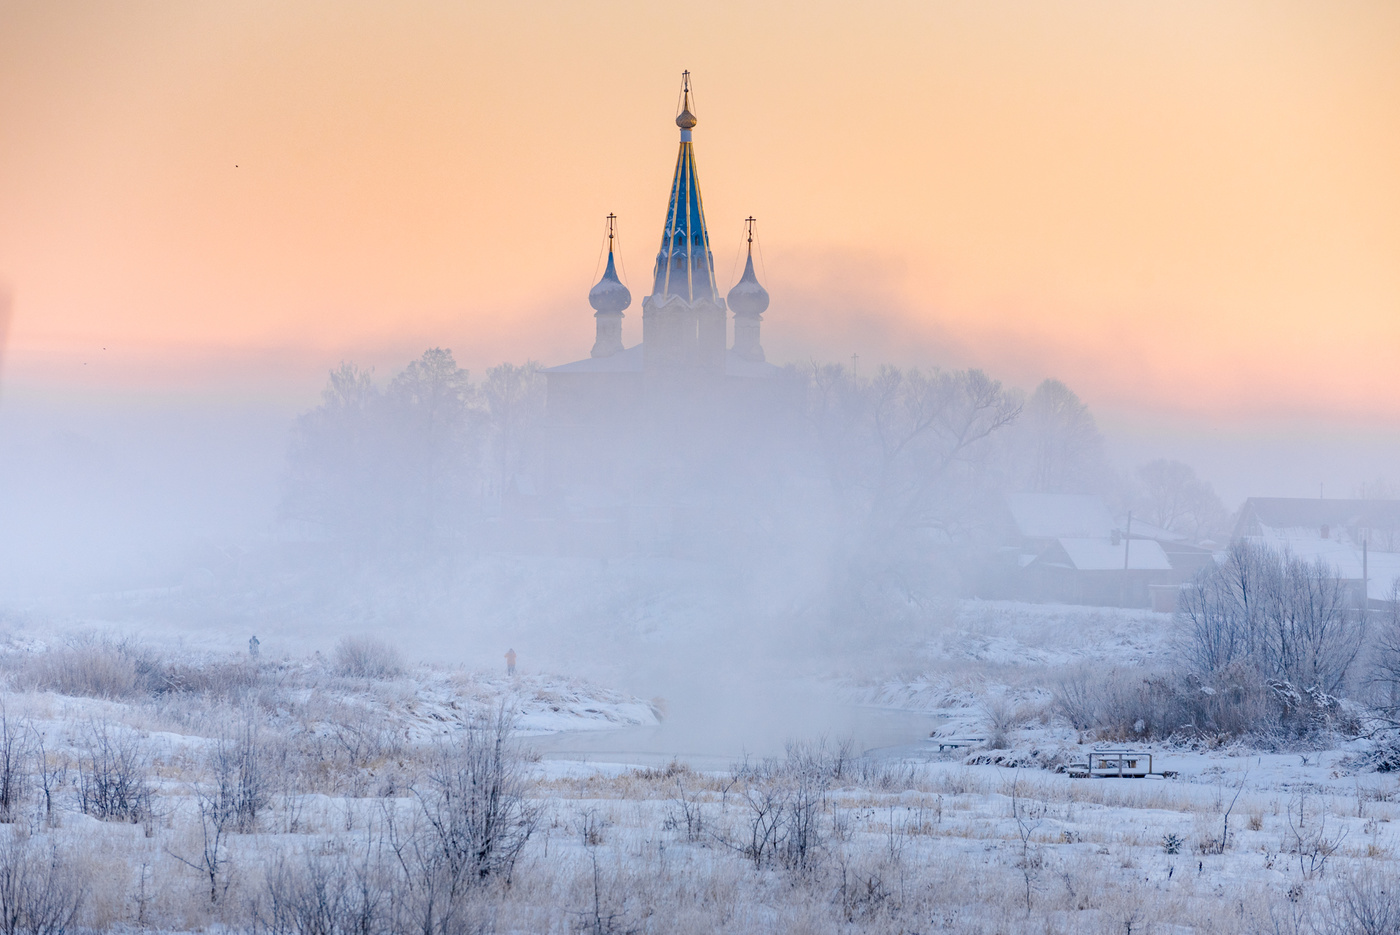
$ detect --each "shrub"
[1322,869,1400,935]
[0,835,86,935]
[27,643,139,699]
[1177,540,1365,697]
[260,848,390,935]
[399,706,538,892]
[332,637,404,680]
[0,715,31,825]
[981,697,1021,750]
[76,720,153,825]
[209,710,270,834]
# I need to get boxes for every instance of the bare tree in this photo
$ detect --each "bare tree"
[210,708,271,834]
[1135,459,1229,540]
[0,712,31,824]
[1321,869,1400,935]
[172,784,234,905]
[0,835,86,935]
[387,706,537,935]
[1009,775,1042,914]
[283,348,487,549]
[1368,580,1400,718]
[481,361,545,499]
[76,720,153,825]
[385,348,485,543]
[282,362,384,541]
[259,844,388,935]
[1178,541,1363,696]
[803,363,1021,629]
[29,728,62,829]
[1008,378,1108,495]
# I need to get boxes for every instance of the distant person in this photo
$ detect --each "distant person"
[248,635,260,659]
[505,648,517,676]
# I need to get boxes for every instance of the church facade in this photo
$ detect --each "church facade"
[504,76,788,554]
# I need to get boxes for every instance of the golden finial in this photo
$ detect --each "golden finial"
[675,70,697,130]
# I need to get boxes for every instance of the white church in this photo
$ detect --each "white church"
[543,73,781,427]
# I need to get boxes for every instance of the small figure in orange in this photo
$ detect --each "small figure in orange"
[505,648,517,676]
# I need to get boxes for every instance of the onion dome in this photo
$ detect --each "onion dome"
[727,253,768,317]
[676,69,698,129]
[726,218,769,317]
[589,250,631,315]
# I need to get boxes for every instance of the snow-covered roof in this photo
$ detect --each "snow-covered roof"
[1234,497,1400,540]
[1245,534,1400,601]
[543,343,645,374]
[543,343,780,378]
[1005,493,1115,539]
[1366,553,1400,601]
[1053,537,1172,571]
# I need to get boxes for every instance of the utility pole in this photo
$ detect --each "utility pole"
[1123,511,1133,571]
[1363,535,1369,613]
[1122,511,1133,607]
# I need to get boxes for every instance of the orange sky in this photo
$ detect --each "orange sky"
[1,0,1398,419]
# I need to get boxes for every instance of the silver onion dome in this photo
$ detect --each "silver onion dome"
[726,252,769,318]
[589,251,631,315]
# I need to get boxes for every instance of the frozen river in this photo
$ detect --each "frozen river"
[525,704,946,770]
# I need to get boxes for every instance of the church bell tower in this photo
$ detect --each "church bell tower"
[589,214,630,358]
[642,71,726,378]
[727,217,770,362]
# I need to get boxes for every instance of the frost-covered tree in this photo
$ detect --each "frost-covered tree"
[1178,540,1364,695]
[283,349,486,548]
[383,348,484,541]
[800,362,1021,631]
[1354,477,1398,501]
[1004,379,1108,494]
[1135,458,1228,540]
[481,361,546,499]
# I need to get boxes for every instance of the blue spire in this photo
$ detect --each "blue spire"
[651,72,718,305]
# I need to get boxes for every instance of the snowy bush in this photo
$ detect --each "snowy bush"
[1050,541,1368,743]
[333,636,405,680]
[0,835,86,935]
[981,697,1022,749]
[402,706,539,886]
[1321,869,1400,935]
[259,847,392,935]
[76,720,153,826]
[24,641,140,700]
[1178,540,1365,698]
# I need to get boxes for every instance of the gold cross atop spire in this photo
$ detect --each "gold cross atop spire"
[676,71,697,129]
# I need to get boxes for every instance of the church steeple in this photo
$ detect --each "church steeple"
[650,71,718,305]
[589,214,630,358]
[727,217,769,362]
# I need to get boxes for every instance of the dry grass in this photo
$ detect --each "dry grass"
[0,639,1396,933]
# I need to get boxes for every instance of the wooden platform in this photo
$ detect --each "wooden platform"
[929,736,986,751]
[1067,750,1171,779]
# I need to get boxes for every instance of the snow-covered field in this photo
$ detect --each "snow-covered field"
[0,598,1390,932]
